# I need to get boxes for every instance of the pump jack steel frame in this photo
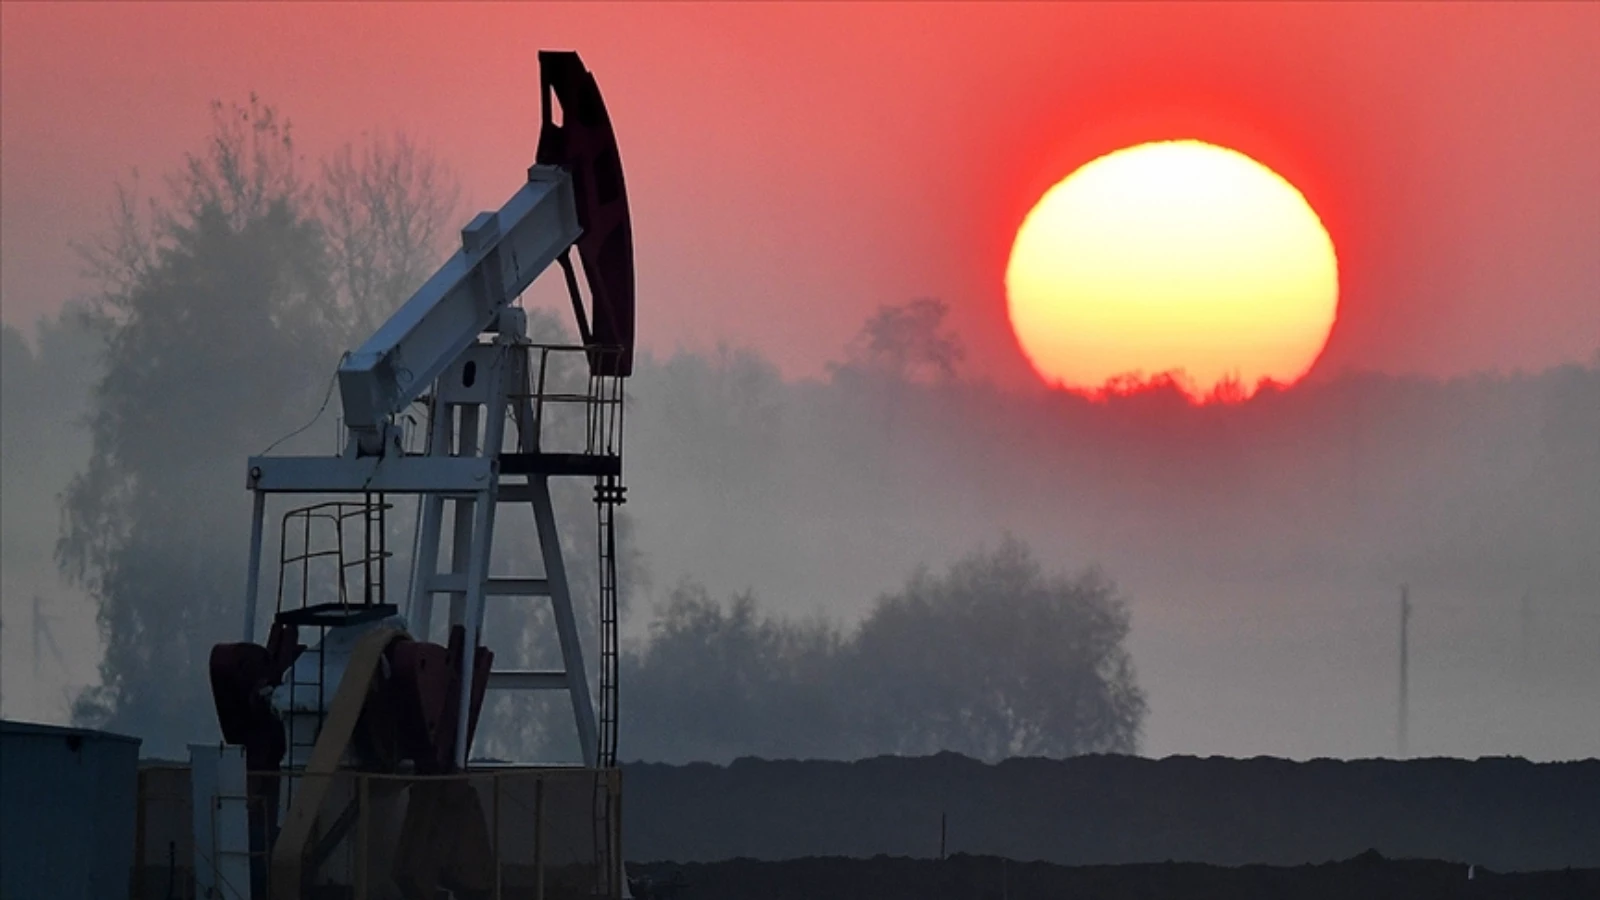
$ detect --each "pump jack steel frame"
[207,50,634,899]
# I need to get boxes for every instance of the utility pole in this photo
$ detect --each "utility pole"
[1398,584,1411,759]
[33,594,43,685]
[1520,590,1533,674]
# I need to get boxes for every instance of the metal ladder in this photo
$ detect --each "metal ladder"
[593,473,625,897]
[282,634,327,801]
[274,498,390,807]
[595,483,623,766]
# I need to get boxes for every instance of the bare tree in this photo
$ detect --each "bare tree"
[321,132,463,340]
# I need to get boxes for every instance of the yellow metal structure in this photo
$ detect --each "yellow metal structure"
[270,625,401,900]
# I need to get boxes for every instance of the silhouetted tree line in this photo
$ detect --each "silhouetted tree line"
[621,536,1144,763]
[625,308,1600,603]
[3,89,1596,761]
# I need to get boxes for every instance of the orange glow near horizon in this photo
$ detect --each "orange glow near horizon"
[1005,140,1339,401]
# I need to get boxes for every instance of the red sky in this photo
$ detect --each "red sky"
[2,2,1596,387]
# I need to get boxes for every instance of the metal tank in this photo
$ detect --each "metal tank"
[0,719,142,900]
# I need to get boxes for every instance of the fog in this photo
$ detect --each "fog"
[616,322,1600,761]
[0,99,1595,763]
[0,309,100,722]
[5,293,1595,761]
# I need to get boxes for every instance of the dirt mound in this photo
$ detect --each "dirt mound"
[622,754,1599,870]
[628,853,1600,900]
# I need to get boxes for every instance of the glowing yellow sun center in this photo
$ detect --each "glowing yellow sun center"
[1005,140,1338,400]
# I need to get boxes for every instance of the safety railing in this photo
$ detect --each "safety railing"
[275,499,392,617]
[511,344,626,460]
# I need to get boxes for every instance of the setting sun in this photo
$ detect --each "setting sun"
[1005,140,1338,400]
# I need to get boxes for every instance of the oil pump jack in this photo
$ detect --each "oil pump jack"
[207,51,634,898]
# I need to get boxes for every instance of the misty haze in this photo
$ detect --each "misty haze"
[4,229,1597,760]
[1,5,1598,899]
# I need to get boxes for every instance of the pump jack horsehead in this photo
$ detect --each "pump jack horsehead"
[207,51,635,899]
